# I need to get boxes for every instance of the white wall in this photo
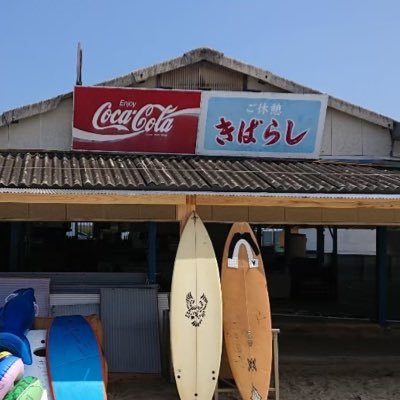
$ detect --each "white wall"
[247,77,392,159]
[0,98,73,151]
[327,109,391,157]
[0,69,392,158]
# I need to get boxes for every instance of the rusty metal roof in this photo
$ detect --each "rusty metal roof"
[0,151,400,195]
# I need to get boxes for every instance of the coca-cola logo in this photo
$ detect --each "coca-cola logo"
[72,88,201,146]
[91,101,195,137]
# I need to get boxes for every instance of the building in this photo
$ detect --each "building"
[1,47,400,374]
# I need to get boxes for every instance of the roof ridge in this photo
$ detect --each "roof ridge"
[0,47,396,128]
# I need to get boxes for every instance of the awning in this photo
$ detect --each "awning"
[0,151,399,195]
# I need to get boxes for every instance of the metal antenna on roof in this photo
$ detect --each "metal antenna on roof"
[76,42,83,86]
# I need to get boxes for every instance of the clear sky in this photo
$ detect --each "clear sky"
[1,0,399,120]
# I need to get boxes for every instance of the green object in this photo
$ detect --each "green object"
[4,376,43,400]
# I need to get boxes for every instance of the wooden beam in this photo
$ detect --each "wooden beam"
[4,191,400,226]
[2,191,400,211]
[196,195,400,210]
[67,204,105,221]
[0,203,29,219]
[29,204,66,220]
[0,193,186,205]
[176,195,196,234]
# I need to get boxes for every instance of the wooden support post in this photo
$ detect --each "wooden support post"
[176,195,197,235]
[147,222,157,284]
[376,226,388,326]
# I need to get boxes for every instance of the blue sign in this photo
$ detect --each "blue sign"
[196,92,328,158]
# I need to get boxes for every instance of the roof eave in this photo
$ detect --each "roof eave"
[2,187,400,201]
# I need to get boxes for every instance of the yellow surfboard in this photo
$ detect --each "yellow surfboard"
[170,212,222,400]
[222,222,272,400]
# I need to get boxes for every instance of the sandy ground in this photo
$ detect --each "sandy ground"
[278,320,400,400]
[107,363,400,400]
[107,375,178,400]
[280,358,400,400]
[106,320,400,400]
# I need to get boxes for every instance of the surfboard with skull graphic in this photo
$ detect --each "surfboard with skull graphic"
[222,222,272,400]
[170,212,222,400]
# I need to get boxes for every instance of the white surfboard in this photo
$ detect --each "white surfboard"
[170,212,222,400]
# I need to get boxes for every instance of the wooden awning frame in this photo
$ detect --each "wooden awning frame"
[0,191,400,226]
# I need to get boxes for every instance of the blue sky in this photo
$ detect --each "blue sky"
[1,1,399,120]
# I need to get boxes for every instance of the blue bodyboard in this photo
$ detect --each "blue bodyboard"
[47,315,106,400]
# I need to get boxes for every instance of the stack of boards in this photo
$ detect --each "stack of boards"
[170,213,272,400]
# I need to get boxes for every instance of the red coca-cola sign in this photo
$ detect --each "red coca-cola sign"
[72,86,201,154]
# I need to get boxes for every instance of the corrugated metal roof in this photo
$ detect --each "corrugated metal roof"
[1,151,400,195]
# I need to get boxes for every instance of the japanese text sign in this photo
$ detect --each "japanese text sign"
[196,92,328,158]
[72,86,201,154]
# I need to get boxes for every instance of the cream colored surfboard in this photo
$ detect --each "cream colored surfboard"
[170,212,222,400]
[222,222,272,400]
